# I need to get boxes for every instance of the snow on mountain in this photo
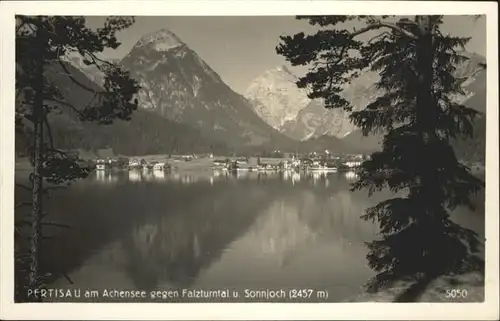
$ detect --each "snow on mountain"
[245,65,310,130]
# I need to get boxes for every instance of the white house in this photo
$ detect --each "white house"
[153,162,166,170]
[292,159,301,168]
[96,159,106,170]
[344,161,362,168]
[129,159,141,168]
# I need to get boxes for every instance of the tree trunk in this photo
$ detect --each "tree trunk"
[413,15,440,300]
[415,15,437,211]
[416,15,435,139]
[28,25,46,301]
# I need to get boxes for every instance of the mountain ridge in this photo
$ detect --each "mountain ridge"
[15,58,230,157]
[119,29,296,151]
[246,51,486,160]
[245,65,380,141]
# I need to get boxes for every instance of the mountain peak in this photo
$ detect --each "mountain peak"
[135,28,184,51]
[252,64,297,84]
[245,64,310,130]
[269,64,294,76]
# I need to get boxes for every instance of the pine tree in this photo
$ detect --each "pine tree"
[15,16,140,301]
[277,15,484,300]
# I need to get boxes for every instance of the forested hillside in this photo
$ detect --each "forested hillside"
[15,60,228,157]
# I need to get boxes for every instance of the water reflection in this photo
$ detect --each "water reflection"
[99,169,361,188]
[311,171,326,185]
[95,170,119,184]
[127,169,196,183]
[241,190,377,270]
[235,169,249,179]
[128,170,142,182]
[152,169,166,180]
[344,171,359,181]
[282,170,290,181]
[35,169,482,302]
[118,179,277,291]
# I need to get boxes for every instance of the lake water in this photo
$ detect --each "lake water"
[14,169,485,302]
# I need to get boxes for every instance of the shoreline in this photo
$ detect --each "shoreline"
[15,157,486,176]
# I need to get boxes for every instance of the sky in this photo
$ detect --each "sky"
[86,16,486,94]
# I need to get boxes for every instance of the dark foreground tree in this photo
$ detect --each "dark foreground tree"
[277,15,484,301]
[15,16,140,301]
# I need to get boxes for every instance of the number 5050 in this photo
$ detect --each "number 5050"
[445,289,468,299]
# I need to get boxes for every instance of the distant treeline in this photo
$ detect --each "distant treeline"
[15,112,485,160]
[15,108,229,157]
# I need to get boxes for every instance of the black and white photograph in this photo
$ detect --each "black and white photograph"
[1,1,498,320]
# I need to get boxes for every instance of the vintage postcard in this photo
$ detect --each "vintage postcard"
[0,0,498,320]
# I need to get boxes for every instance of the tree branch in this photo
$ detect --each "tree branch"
[44,186,68,191]
[46,148,66,155]
[84,52,116,73]
[42,186,67,199]
[45,98,85,118]
[41,236,60,240]
[316,21,409,95]
[15,219,70,229]
[15,226,28,238]
[16,86,29,101]
[57,60,101,93]
[41,222,72,229]
[368,31,392,44]
[15,183,31,191]
[26,22,38,35]
[15,219,30,227]
[16,202,32,208]
[42,107,55,149]
[63,272,74,284]
[16,21,27,34]
[323,44,350,96]
[351,22,417,40]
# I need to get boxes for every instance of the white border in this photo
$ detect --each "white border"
[0,1,498,320]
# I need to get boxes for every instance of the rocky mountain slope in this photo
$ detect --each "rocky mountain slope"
[281,99,354,141]
[245,65,310,130]
[16,60,229,157]
[247,52,486,160]
[246,66,381,141]
[118,29,294,151]
[294,71,382,141]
